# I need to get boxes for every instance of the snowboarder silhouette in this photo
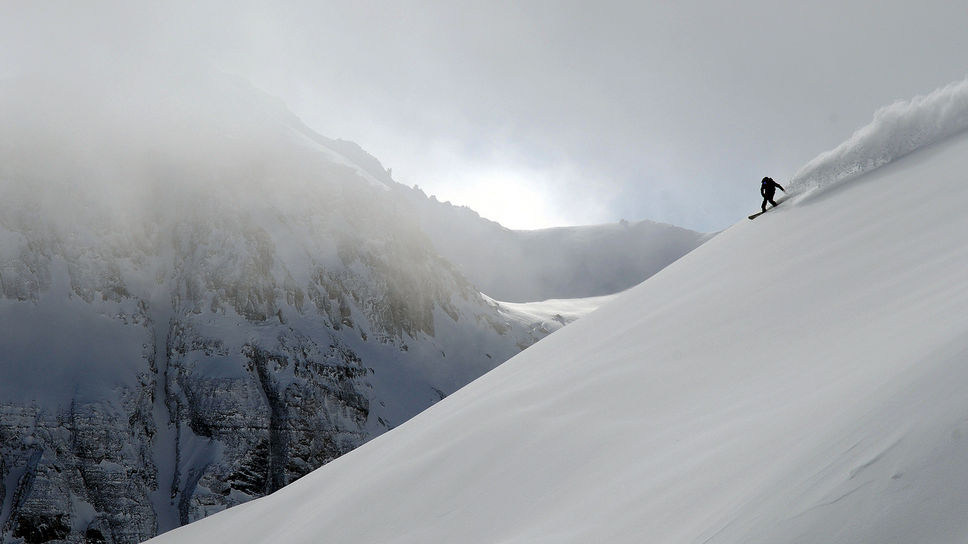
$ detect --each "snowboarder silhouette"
[760,177,785,212]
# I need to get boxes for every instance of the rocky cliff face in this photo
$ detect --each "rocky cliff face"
[0,73,557,543]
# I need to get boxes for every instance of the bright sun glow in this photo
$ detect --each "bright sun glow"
[438,170,567,230]
[388,139,586,231]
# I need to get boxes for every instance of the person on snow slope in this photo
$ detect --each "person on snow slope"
[760,177,785,212]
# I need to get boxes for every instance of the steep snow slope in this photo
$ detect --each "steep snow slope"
[148,86,968,543]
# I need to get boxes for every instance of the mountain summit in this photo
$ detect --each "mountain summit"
[147,78,968,544]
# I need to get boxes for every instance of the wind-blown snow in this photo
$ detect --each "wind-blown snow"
[147,87,968,543]
[789,76,968,195]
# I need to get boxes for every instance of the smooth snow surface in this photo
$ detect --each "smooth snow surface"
[149,125,968,542]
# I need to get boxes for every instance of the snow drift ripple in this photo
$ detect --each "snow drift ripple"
[789,76,968,195]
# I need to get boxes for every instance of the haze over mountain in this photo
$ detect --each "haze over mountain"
[0,68,706,543]
[146,77,968,544]
[4,3,968,233]
[398,192,713,302]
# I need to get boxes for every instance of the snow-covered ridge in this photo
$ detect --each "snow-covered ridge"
[789,76,968,195]
[397,188,714,302]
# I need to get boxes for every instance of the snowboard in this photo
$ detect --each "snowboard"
[748,198,785,220]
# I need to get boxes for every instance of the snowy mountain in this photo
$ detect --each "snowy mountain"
[394,189,713,302]
[146,78,968,544]
[0,69,707,543]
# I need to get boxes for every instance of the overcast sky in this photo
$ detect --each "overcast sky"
[3,1,967,231]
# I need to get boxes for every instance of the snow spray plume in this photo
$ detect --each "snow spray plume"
[789,76,968,195]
